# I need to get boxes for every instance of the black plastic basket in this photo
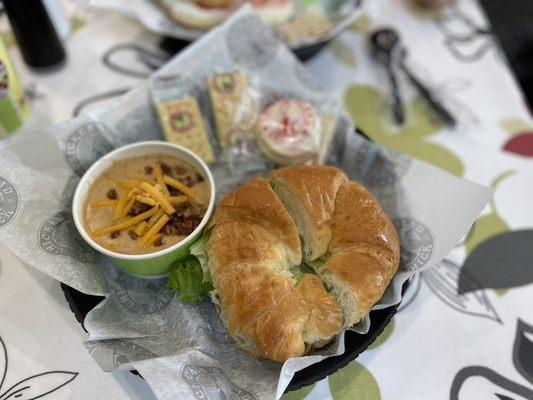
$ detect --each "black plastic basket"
[61,279,407,393]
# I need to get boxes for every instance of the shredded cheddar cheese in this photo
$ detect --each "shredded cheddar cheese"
[134,221,147,236]
[91,199,118,209]
[141,214,170,245]
[127,188,142,200]
[133,175,157,186]
[145,234,160,247]
[115,188,140,220]
[115,179,139,190]
[168,195,188,204]
[147,208,164,228]
[92,206,158,237]
[163,175,196,201]
[154,163,170,196]
[136,195,156,206]
[122,196,136,217]
[140,182,175,214]
[114,190,128,220]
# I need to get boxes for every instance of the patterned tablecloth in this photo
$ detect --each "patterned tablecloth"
[0,0,532,399]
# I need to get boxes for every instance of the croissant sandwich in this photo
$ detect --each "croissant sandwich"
[174,165,400,362]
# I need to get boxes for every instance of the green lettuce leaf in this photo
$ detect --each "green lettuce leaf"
[305,258,325,274]
[190,235,210,282]
[167,258,212,303]
[290,266,305,284]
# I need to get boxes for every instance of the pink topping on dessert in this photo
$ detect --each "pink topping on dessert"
[258,99,319,157]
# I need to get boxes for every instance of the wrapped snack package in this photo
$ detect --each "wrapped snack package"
[253,92,340,165]
[155,67,339,168]
[206,70,259,147]
[150,74,216,163]
[254,98,321,165]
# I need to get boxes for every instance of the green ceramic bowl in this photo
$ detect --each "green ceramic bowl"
[72,141,215,278]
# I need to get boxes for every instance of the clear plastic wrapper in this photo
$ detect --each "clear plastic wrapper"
[154,66,343,170]
[149,74,217,163]
[206,69,259,148]
[253,88,341,165]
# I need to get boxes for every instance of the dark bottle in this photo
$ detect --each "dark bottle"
[2,0,66,68]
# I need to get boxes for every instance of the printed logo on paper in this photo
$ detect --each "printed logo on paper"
[65,122,115,175]
[113,272,175,315]
[0,176,19,229]
[85,340,157,370]
[38,211,99,263]
[181,364,258,400]
[394,217,434,272]
[293,62,324,91]
[59,175,81,207]
[0,60,8,100]
[198,299,233,349]
[226,16,279,69]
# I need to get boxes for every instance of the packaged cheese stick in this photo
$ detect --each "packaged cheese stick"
[150,75,215,163]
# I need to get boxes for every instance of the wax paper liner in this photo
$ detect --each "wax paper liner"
[88,0,363,48]
[0,8,491,400]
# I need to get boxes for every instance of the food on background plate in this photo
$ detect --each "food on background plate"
[207,70,258,147]
[169,165,400,361]
[150,75,215,163]
[84,154,209,255]
[158,0,294,30]
[277,8,334,47]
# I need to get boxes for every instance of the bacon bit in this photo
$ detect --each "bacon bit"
[145,166,153,175]
[195,173,205,182]
[110,231,121,239]
[107,189,118,199]
[160,162,171,175]
[128,201,151,216]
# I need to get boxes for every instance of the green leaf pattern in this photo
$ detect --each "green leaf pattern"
[465,170,515,255]
[347,13,373,34]
[344,85,464,176]
[283,362,381,400]
[281,383,316,400]
[368,318,395,350]
[499,117,533,135]
[328,361,381,400]
[465,213,508,255]
[344,85,522,300]
[70,16,87,33]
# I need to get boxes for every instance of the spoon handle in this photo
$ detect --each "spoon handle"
[400,63,457,127]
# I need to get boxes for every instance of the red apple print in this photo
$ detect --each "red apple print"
[502,131,533,156]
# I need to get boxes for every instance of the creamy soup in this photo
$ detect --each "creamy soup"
[84,154,209,255]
